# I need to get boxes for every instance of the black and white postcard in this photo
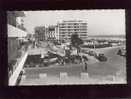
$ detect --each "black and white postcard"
[7,10,126,86]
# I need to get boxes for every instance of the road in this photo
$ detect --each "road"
[87,46,126,78]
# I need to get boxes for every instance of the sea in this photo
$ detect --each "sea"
[88,35,126,41]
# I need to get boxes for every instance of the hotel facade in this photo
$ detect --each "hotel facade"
[57,20,88,41]
[45,25,59,41]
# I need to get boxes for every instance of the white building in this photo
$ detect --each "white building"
[46,25,59,41]
[55,25,59,40]
[58,20,88,41]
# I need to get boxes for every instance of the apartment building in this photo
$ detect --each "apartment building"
[58,20,88,41]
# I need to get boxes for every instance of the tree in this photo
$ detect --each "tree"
[71,33,84,54]
[34,26,46,42]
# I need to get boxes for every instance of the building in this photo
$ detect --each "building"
[45,25,55,41]
[34,20,87,42]
[55,25,59,40]
[8,11,28,85]
[45,25,59,41]
[34,26,46,42]
[58,20,88,41]
[8,11,26,31]
[8,11,27,62]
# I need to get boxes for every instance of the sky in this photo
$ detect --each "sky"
[23,9,125,36]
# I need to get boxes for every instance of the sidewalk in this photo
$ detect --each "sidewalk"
[19,73,126,85]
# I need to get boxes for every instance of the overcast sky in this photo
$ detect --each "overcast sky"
[23,9,125,35]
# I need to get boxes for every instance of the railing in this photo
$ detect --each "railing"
[9,52,28,86]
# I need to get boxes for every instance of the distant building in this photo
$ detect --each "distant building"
[45,25,59,41]
[58,20,88,41]
[26,33,35,41]
[55,25,59,40]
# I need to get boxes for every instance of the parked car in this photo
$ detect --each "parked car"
[117,48,126,57]
[96,53,107,62]
[42,57,58,66]
[117,49,122,55]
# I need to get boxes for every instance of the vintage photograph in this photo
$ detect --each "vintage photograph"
[8,10,126,86]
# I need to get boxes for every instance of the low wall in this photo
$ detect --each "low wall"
[9,52,28,86]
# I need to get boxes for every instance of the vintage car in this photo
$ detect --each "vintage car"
[42,51,64,66]
[117,48,126,57]
[95,53,108,62]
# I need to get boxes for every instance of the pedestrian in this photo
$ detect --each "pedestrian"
[84,61,88,72]
[82,56,88,72]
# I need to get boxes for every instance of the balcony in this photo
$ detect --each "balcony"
[8,24,28,85]
[8,24,27,38]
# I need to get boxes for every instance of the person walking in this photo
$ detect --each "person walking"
[84,60,88,72]
[82,56,88,72]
